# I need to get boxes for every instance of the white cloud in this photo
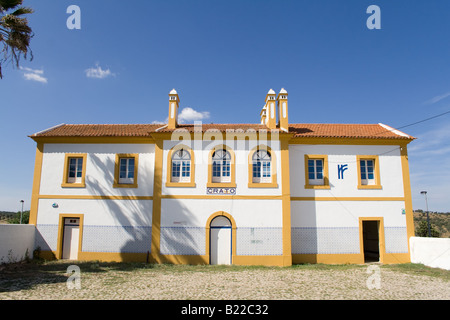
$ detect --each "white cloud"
[424,92,450,104]
[178,107,210,124]
[85,64,115,79]
[20,66,48,83]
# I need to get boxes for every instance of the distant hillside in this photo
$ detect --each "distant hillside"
[414,211,450,238]
[0,211,16,216]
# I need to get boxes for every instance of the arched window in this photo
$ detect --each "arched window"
[252,150,271,183]
[212,149,231,183]
[171,149,191,183]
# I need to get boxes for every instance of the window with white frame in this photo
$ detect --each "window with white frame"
[307,158,324,185]
[212,149,231,183]
[252,150,271,183]
[67,157,84,184]
[360,159,375,185]
[171,149,191,183]
[119,157,135,184]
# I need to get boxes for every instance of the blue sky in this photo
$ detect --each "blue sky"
[1,0,450,212]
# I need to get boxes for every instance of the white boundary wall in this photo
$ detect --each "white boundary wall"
[410,237,450,270]
[0,224,36,264]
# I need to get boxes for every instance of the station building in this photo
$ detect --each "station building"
[29,89,415,266]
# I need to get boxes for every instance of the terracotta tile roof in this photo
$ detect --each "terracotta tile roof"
[30,123,414,140]
[31,124,162,137]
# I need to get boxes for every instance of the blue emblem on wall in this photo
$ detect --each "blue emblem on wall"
[338,164,348,179]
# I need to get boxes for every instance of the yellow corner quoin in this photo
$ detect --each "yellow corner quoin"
[28,89,416,266]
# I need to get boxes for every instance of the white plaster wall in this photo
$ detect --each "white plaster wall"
[162,139,282,196]
[291,201,407,228]
[161,198,283,228]
[410,237,450,270]
[289,144,404,198]
[40,144,155,197]
[35,199,153,253]
[0,225,35,263]
[37,198,153,227]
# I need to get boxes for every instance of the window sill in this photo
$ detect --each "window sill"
[304,184,330,189]
[248,182,278,188]
[207,182,237,188]
[113,183,138,189]
[61,183,86,188]
[358,185,382,190]
[166,182,196,188]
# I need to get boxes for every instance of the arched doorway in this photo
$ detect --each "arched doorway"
[210,216,232,265]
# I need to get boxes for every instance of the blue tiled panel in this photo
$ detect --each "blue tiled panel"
[160,227,206,255]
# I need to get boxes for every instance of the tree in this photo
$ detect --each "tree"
[8,210,29,224]
[0,0,34,79]
[415,220,440,238]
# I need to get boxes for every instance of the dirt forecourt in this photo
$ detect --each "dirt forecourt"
[0,261,448,300]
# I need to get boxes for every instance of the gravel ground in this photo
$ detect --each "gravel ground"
[0,262,448,300]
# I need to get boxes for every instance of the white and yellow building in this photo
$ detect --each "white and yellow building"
[29,89,415,266]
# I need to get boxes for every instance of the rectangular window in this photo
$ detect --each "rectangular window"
[308,159,323,185]
[68,157,83,183]
[62,154,87,188]
[357,156,381,189]
[304,155,329,189]
[119,158,135,184]
[114,154,138,188]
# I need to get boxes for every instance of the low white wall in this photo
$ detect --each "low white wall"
[0,224,36,264]
[410,237,450,270]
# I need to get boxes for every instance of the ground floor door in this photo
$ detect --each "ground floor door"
[62,218,80,260]
[210,216,232,265]
[362,220,380,263]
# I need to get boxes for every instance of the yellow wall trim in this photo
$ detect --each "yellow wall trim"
[290,137,413,146]
[291,197,405,201]
[400,144,415,254]
[150,139,164,262]
[280,139,293,266]
[29,143,44,225]
[31,136,156,144]
[37,195,405,201]
[39,195,153,200]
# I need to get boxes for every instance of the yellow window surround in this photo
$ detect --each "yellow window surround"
[165,144,196,187]
[61,153,87,188]
[304,154,330,189]
[356,155,382,189]
[207,144,236,188]
[247,145,278,188]
[113,153,139,188]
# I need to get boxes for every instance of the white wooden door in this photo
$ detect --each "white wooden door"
[62,218,80,260]
[210,216,232,265]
